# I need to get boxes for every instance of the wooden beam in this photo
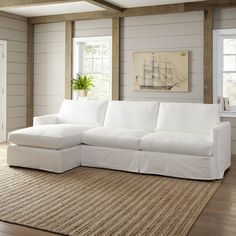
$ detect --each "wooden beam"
[112,17,120,100]
[121,3,184,17]
[0,11,27,21]
[203,8,213,104]
[184,0,236,12]
[0,0,82,8]
[86,0,122,12]
[27,20,34,126]
[30,10,119,24]
[65,21,73,99]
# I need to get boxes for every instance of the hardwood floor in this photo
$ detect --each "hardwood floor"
[0,143,235,236]
[189,157,236,236]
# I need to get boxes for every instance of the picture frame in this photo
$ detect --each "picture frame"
[132,51,189,92]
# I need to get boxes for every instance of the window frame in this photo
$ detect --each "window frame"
[214,29,236,111]
[73,36,112,100]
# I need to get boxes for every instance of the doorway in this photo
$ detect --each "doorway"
[0,40,6,143]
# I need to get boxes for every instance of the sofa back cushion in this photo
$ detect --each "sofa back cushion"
[104,101,159,131]
[156,102,220,134]
[58,99,108,126]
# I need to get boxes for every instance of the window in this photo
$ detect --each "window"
[214,29,236,111]
[73,36,112,100]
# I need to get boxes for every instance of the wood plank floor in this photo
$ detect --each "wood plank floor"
[0,143,235,236]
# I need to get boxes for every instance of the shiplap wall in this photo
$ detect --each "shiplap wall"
[214,7,236,29]
[74,19,112,38]
[0,13,27,135]
[120,11,204,102]
[34,22,65,116]
[214,8,236,154]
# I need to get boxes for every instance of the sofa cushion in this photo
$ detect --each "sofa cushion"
[156,102,220,134]
[82,127,149,150]
[8,124,92,150]
[57,99,108,126]
[104,101,159,131]
[140,131,213,157]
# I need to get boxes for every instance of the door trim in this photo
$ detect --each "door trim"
[0,40,7,143]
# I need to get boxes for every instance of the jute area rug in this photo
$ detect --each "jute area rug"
[0,149,221,236]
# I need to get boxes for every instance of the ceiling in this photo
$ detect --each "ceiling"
[106,0,204,8]
[1,0,205,17]
[1,1,103,17]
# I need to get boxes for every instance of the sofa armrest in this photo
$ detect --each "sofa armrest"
[33,114,58,126]
[211,121,231,177]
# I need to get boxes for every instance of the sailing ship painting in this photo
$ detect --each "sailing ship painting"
[133,51,188,91]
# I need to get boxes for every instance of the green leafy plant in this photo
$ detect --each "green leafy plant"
[71,74,94,91]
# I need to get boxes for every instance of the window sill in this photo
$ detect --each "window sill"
[220,111,236,118]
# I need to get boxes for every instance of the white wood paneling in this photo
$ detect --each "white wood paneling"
[0,16,27,31]
[8,63,27,74]
[7,73,27,85]
[214,8,236,154]
[120,11,204,102]
[0,14,27,134]
[7,117,26,130]
[34,53,64,64]
[7,41,27,53]
[7,106,27,119]
[74,19,112,38]
[35,22,65,32]
[7,96,27,107]
[34,95,63,107]
[121,22,203,39]
[34,22,65,116]
[7,85,26,96]
[121,12,203,26]
[0,28,27,42]
[34,42,65,53]
[120,47,203,63]
[7,52,27,63]
[34,31,65,43]
[121,36,203,50]
[214,8,236,29]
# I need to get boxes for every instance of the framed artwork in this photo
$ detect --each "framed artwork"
[132,51,189,92]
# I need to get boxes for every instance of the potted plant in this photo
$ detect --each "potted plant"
[71,74,94,99]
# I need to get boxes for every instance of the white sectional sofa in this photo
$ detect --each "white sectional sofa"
[7,99,231,180]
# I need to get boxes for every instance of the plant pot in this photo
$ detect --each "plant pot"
[73,90,80,100]
[79,90,88,97]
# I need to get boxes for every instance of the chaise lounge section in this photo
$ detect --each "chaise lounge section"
[7,100,108,173]
[7,99,231,180]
